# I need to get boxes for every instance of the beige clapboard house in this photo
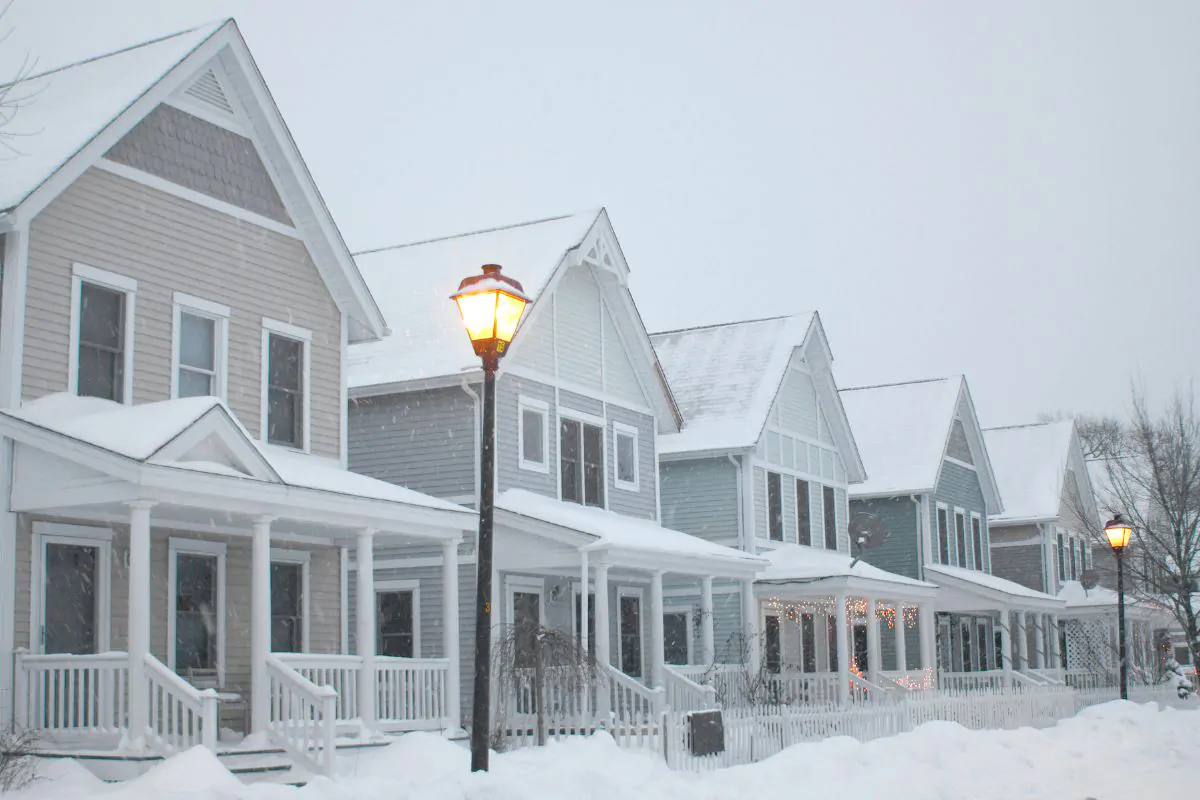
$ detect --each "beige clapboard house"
[0,21,475,775]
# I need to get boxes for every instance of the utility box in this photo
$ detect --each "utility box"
[687,710,725,756]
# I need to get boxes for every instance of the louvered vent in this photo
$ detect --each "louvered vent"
[184,69,235,115]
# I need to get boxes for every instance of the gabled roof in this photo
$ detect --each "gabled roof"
[348,209,682,428]
[984,420,1077,524]
[924,563,1064,610]
[650,313,866,479]
[839,376,1002,512]
[0,20,387,342]
[758,543,936,592]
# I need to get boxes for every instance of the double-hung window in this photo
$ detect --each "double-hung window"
[971,514,984,571]
[1069,537,1079,580]
[766,472,783,541]
[823,485,837,549]
[173,293,229,399]
[954,510,967,567]
[937,506,950,564]
[70,264,136,403]
[518,397,549,472]
[561,417,604,507]
[613,422,639,491]
[262,318,311,450]
[796,480,811,546]
[376,581,419,658]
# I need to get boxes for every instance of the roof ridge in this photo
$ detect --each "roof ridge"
[6,21,223,87]
[983,420,1073,432]
[351,210,598,257]
[839,376,957,393]
[649,312,805,338]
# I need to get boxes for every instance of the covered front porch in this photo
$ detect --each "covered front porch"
[2,396,475,775]
[1056,580,1172,688]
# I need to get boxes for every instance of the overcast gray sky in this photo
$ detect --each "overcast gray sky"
[6,1,1199,426]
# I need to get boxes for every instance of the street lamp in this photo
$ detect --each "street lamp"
[1104,513,1134,700]
[451,264,529,772]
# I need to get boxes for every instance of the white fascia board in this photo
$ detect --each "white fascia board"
[656,445,754,463]
[348,371,482,399]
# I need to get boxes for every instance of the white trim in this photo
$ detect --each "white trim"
[339,546,349,654]
[375,578,421,658]
[616,586,646,678]
[953,507,967,568]
[68,263,136,405]
[517,395,550,474]
[94,159,302,240]
[29,522,113,655]
[270,548,311,652]
[570,585,596,641]
[171,292,230,401]
[944,456,977,471]
[662,604,694,666]
[970,512,984,571]
[167,537,227,686]
[557,410,607,509]
[505,575,546,629]
[0,228,30,408]
[351,554,478,571]
[506,360,655,417]
[557,405,606,429]
[260,318,312,453]
[612,421,640,492]
[162,95,250,136]
[339,315,349,468]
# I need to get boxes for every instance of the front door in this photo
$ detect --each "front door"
[43,542,100,654]
[618,593,643,678]
[512,590,541,668]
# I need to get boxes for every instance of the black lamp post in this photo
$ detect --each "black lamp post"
[450,264,529,772]
[1104,513,1134,700]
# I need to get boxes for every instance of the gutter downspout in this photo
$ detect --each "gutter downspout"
[461,380,482,511]
[727,454,746,554]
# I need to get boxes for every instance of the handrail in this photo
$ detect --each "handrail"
[276,653,362,722]
[144,653,218,752]
[662,665,717,711]
[1010,670,1046,689]
[604,664,663,723]
[266,654,337,775]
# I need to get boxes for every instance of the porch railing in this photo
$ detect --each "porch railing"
[265,655,337,776]
[376,657,451,730]
[144,653,218,752]
[275,653,361,722]
[662,666,717,711]
[14,649,128,738]
[605,664,663,725]
[938,670,1006,692]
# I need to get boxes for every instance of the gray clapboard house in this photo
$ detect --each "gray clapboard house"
[347,210,766,727]
[650,315,939,702]
[0,20,477,775]
[838,377,1066,688]
[983,421,1168,684]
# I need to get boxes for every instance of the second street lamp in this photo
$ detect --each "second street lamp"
[450,264,529,772]
[1104,513,1134,700]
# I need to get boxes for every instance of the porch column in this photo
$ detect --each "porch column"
[918,603,935,679]
[649,571,665,689]
[1049,614,1061,669]
[126,500,156,748]
[998,610,1013,688]
[594,564,611,721]
[894,605,908,673]
[865,596,881,681]
[356,528,377,733]
[251,516,274,735]
[835,593,850,704]
[579,550,589,657]
[1016,612,1029,672]
[741,579,759,674]
[1033,614,1046,669]
[700,576,715,666]
[442,539,461,728]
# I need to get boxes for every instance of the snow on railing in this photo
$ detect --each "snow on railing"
[604,664,664,749]
[662,666,717,712]
[375,656,451,730]
[14,649,128,737]
[144,653,218,752]
[265,654,337,775]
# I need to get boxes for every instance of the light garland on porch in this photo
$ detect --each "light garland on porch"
[761,596,920,630]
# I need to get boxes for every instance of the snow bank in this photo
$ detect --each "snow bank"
[9,703,1199,800]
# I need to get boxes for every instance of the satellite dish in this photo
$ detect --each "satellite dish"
[849,513,887,567]
[1080,570,1099,591]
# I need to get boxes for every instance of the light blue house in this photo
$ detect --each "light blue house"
[651,315,938,700]
[346,210,765,727]
[838,377,1066,688]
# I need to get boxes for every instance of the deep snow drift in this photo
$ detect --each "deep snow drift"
[8,701,1198,800]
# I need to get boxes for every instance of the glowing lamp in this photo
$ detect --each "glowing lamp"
[1104,514,1133,553]
[450,264,529,360]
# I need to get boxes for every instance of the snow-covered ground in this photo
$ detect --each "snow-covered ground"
[9,701,1199,800]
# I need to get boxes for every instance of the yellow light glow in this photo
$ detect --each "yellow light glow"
[454,292,499,344]
[1104,516,1133,551]
[494,291,527,345]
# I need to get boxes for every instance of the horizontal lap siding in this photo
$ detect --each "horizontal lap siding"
[605,404,656,519]
[989,542,1047,593]
[349,387,477,499]
[660,458,739,547]
[497,376,557,497]
[25,167,342,458]
[851,496,921,581]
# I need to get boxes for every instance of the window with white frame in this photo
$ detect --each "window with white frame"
[766,472,783,541]
[613,421,639,491]
[70,264,136,403]
[270,549,309,653]
[173,293,229,399]
[168,538,226,685]
[954,510,967,568]
[662,607,692,666]
[1069,536,1079,580]
[518,397,549,472]
[936,505,950,564]
[822,485,837,549]
[796,479,811,546]
[561,416,604,507]
[971,514,984,571]
[1056,529,1067,582]
[262,318,310,449]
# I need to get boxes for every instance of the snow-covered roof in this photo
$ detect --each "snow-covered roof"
[349,212,600,389]
[984,421,1076,524]
[924,563,1064,607]
[838,378,964,496]
[0,25,219,213]
[3,394,471,516]
[1056,580,1120,608]
[757,543,936,592]
[497,489,766,575]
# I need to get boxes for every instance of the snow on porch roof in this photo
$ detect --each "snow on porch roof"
[497,489,767,574]
[651,313,815,454]
[924,563,1064,607]
[757,543,936,592]
[348,211,600,389]
[3,393,473,515]
[838,377,963,497]
[0,23,221,213]
[983,421,1075,524]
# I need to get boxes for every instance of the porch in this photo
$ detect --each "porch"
[1,396,475,775]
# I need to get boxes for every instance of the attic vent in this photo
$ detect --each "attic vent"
[184,69,234,115]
